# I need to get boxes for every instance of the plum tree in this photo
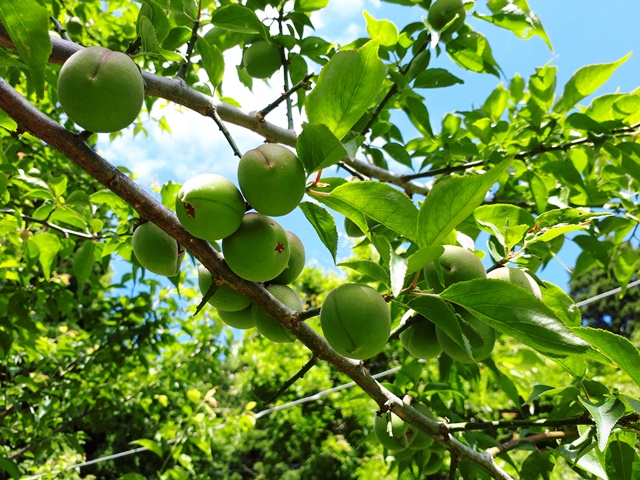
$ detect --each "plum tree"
[222,213,290,282]
[427,0,466,33]
[175,173,245,241]
[132,221,184,277]
[399,314,443,360]
[272,231,305,284]
[57,46,144,132]
[218,305,255,330]
[197,265,251,312]
[436,308,496,363]
[488,267,542,299]
[252,284,303,343]
[238,144,306,217]
[242,41,282,78]
[424,245,487,293]
[320,283,390,360]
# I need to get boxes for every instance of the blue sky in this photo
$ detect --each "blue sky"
[99,0,640,292]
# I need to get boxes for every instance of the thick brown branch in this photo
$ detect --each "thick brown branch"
[0,79,513,480]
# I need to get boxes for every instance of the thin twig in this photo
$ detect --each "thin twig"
[446,415,598,433]
[193,282,218,316]
[177,0,202,79]
[299,307,320,321]
[388,313,419,341]
[449,452,460,480]
[263,356,319,406]
[360,37,430,137]
[259,73,313,120]
[403,160,486,181]
[0,209,97,239]
[208,109,243,158]
[278,6,293,130]
[49,16,71,42]
[486,430,578,457]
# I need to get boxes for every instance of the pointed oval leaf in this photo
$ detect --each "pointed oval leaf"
[210,5,268,38]
[296,123,348,174]
[605,440,640,480]
[299,201,338,263]
[579,397,626,451]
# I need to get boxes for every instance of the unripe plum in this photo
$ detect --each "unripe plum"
[222,213,290,282]
[320,283,390,360]
[436,308,495,363]
[252,284,302,343]
[238,144,306,217]
[176,174,245,241]
[373,411,410,451]
[197,264,251,312]
[242,41,282,78]
[57,46,144,133]
[407,402,436,450]
[424,245,486,293]
[66,17,83,36]
[218,305,255,330]
[422,453,444,475]
[272,231,305,284]
[400,314,443,360]
[428,0,466,33]
[132,222,184,277]
[487,267,542,299]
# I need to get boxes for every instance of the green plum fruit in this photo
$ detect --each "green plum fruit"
[222,213,290,282]
[252,284,302,343]
[218,305,255,330]
[424,245,486,293]
[400,314,443,360]
[238,144,306,216]
[175,174,245,241]
[132,222,184,277]
[428,0,466,33]
[487,267,542,299]
[407,402,436,450]
[57,46,144,132]
[373,411,410,451]
[66,17,83,35]
[422,453,444,475]
[272,231,305,284]
[436,308,496,363]
[242,41,282,78]
[320,283,391,360]
[197,264,251,312]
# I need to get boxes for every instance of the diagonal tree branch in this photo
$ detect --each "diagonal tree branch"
[0,78,514,480]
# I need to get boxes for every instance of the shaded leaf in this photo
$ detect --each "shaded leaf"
[299,201,337,263]
[605,441,640,480]
[446,31,501,77]
[31,233,61,280]
[196,38,224,87]
[579,397,625,451]
[72,241,95,293]
[297,123,348,174]
[130,439,163,458]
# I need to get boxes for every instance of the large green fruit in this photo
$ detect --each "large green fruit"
[222,213,290,282]
[238,144,306,217]
[218,305,255,330]
[57,46,144,132]
[400,314,442,360]
[428,0,466,33]
[272,231,305,284]
[242,41,282,78]
[175,174,245,241]
[373,411,410,451]
[487,267,542,299]
[252,284,302,343]
[197,265,251,312]
[407,402,436,450]
[424,245,486,293]
[436,308,495,363]
[132,222,184,277]
[320,283,390,360]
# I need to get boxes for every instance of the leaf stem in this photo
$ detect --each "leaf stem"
[263,356,319,406]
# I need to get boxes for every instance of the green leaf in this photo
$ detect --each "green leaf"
[186,389,201,403]
[477,0,552,51]
[296,123,348,174]
[210,5,268,38]
[0,109,17,131]
[160,181,182,210]
[306,41,388,140]
[579,397,625,451]
[130,438,163,458]
[299,201,338,263]
[196,38,224,87]
[540,281,581,327]
[403,96,434,137]
[390,251,407,297]
[440,279,591,356]
[446,32,501,77]
[0,457,20,480]
[474,204,535,230]
[408,296,472,355]
[482,84,509,121]
[527,209,611,245]
[418,160,510,247]
[337,260,389,285]
[605,441,640,480]
[405,246,444,275]
[31,233,61,280]
[137,17,183,61]
[554,53,631,113]
[520,451,555,480]
[294,0,329,12]
[484,358,521,408]
[72,241,95,293]
[413,68,463,89]
[572,327,640,389]
[139,0,171,43]
[331,182,418,242]
[0,0,52,98]
[363,11,398,47]
[614,249,640,296]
